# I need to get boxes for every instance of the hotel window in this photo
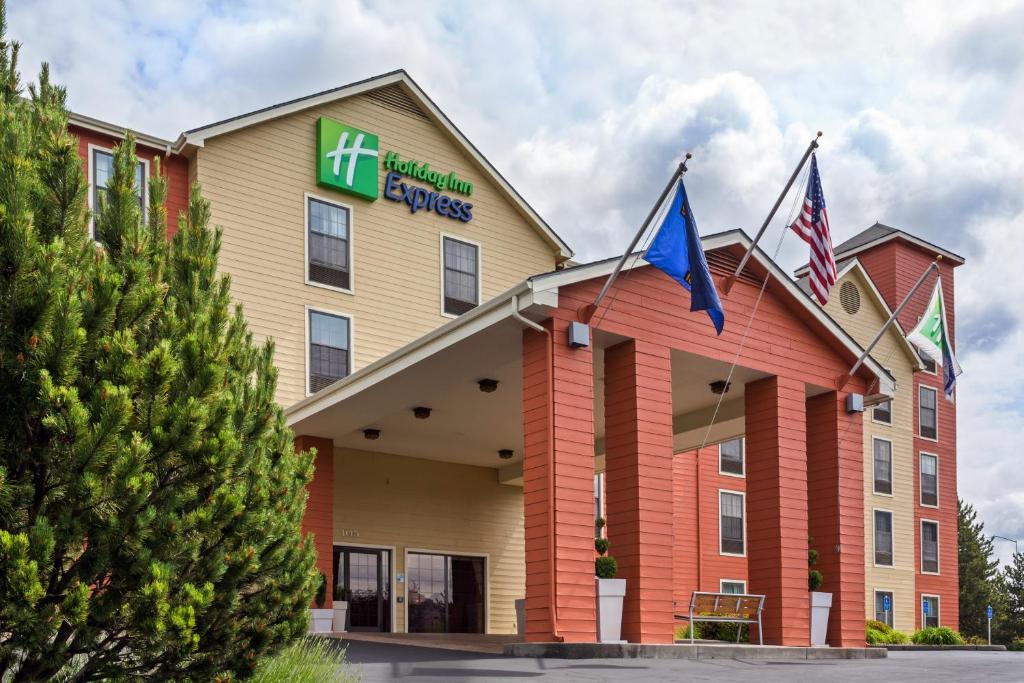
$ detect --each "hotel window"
[720,491,745,556]
[719,438,744,476]
[919,350,937,374]
[721,580,746,595]
[921,521,939,573]
[91,148,146,237]
[873,400,892,425]
[873,439,893,495]
[922,595,939,628]
[308,310,351,393]
[307,197,351,291]
[442,236,479,316]
[920,454,938,507]
[874,591,894,627]
[919,386,937,439]
[874,510,893,566]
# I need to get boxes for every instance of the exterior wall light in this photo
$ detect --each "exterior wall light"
[709,380,731,395]
[498,449,514,460]
[413,406,432,419]
[363,428,381,440]
[478,378,499,393]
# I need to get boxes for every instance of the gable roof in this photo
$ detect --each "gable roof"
[794,222,964,277]
[176,70,573,261]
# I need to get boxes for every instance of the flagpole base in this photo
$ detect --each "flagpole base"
[721,275,737,295]
[835,373,851,391]
[578,304,597,324]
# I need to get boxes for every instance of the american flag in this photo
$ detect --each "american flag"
[791,153,837,305]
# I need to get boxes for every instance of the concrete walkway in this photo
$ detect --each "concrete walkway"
[328,632,521,655]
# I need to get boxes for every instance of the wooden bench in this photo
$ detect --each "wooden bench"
[675,592,766,645]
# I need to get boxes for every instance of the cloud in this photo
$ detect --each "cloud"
[7,0,1024,556]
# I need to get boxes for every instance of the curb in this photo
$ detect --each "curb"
[504,643,887,660]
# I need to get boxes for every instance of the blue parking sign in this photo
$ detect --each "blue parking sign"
[923,598,929,615]
[883,595,891,612]
[988,606,994,620]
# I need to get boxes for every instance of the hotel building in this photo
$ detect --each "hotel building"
[68,70,961,644]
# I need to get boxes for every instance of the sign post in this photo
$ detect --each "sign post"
[988,605,993,645]
[922,596,929,626]
[883,594,891,626]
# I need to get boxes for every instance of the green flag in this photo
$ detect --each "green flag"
[906,276,962,399]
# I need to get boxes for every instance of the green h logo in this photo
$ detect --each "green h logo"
[316,117,379,200]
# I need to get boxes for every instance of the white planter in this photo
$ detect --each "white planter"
[810,591,832,646]
[332,601,349,632]
[596,578,626,644]
[515,598,526,636]
[309,608,334,634]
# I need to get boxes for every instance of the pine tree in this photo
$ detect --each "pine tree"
[0,4,318,680]
[1001,552,1024,642]
[958,499,1003,639]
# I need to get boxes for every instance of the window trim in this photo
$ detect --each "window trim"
[873,588,896,628]
[718,437,745,478]
[304,305,355,397]
[919,452,939,508]
[87,143,150,239]
[918,385,939,442]
[871,399,893,426]
[919,353,937,376]
[718,489,746,558]
[439,233,483,319]
[873,508,895,568]
[720,579,747,594]
[872,436,894,497]
[304,192,355,295]
[920,519,941,575]
[921,593,941,628]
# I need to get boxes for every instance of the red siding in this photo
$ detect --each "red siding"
[294,435,335,607]
[70,124,190,237]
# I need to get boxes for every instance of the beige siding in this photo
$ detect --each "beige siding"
[333,447,524,634]
[824,268,917,632]
[194,91,559,406]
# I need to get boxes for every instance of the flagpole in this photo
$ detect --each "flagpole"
[722,132,822,295]
[836,258,941,390]
[580,152,692,323]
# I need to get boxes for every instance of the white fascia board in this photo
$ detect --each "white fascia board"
[68,111,174,153]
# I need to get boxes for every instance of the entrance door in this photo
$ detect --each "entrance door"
[407,552,485,633]
[333,546,391,632]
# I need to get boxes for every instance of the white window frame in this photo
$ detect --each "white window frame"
[920,519,941,575]
[873,588,896,628]
[919,353,937,375]
[873,508,895,568]
[918,385,939,442]
[718,489,746,558]
[304,305,355,397]
[304,192,355,295]
[872,437,894,497]
[720,579,747,594]
[718,437,745,478]
[439,233,483,319]
[871,399,893,426]
[919,452,939,508]
[86,143,150,239]
[921,593,941,628]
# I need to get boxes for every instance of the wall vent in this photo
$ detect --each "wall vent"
[839,280,861,315]
[365,84,429,120]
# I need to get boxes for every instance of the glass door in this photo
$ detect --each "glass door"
[333,546,391,632]
[407,552,485,633]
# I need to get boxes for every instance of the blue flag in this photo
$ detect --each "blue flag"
[644,181,725,334]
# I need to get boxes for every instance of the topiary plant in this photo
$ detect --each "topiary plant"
[808,542,824,591]
[315,573,328,609]
[595,537,609,555]
[594,516,617,579]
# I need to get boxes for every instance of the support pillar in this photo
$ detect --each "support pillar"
[522,319,597,642]
[295,435,335,607]
[604,340,675,643]
[806,391,865,647]
[744,376,809,645]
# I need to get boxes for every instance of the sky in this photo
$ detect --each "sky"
[10,0,1024,563]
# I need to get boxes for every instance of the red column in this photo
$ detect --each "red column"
[806,391,865,647]
[744,376,809,645]
[604,340,675,643]
[295,435,335,607]
[522,320,597,642]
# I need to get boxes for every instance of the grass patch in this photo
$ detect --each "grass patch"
[251,637,360,683]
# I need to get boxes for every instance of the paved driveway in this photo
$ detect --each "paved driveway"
[339,640,1023,682]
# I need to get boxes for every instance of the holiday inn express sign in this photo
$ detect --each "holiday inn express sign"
[316,116,474,221]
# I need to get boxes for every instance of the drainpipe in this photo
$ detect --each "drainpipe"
[511,295,564,642]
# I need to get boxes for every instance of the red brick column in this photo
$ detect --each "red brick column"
[604,340,675,643]
[744,376,809,645]
[522,320,597,642]
[295,435,335,607]
[806,391,865,647]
